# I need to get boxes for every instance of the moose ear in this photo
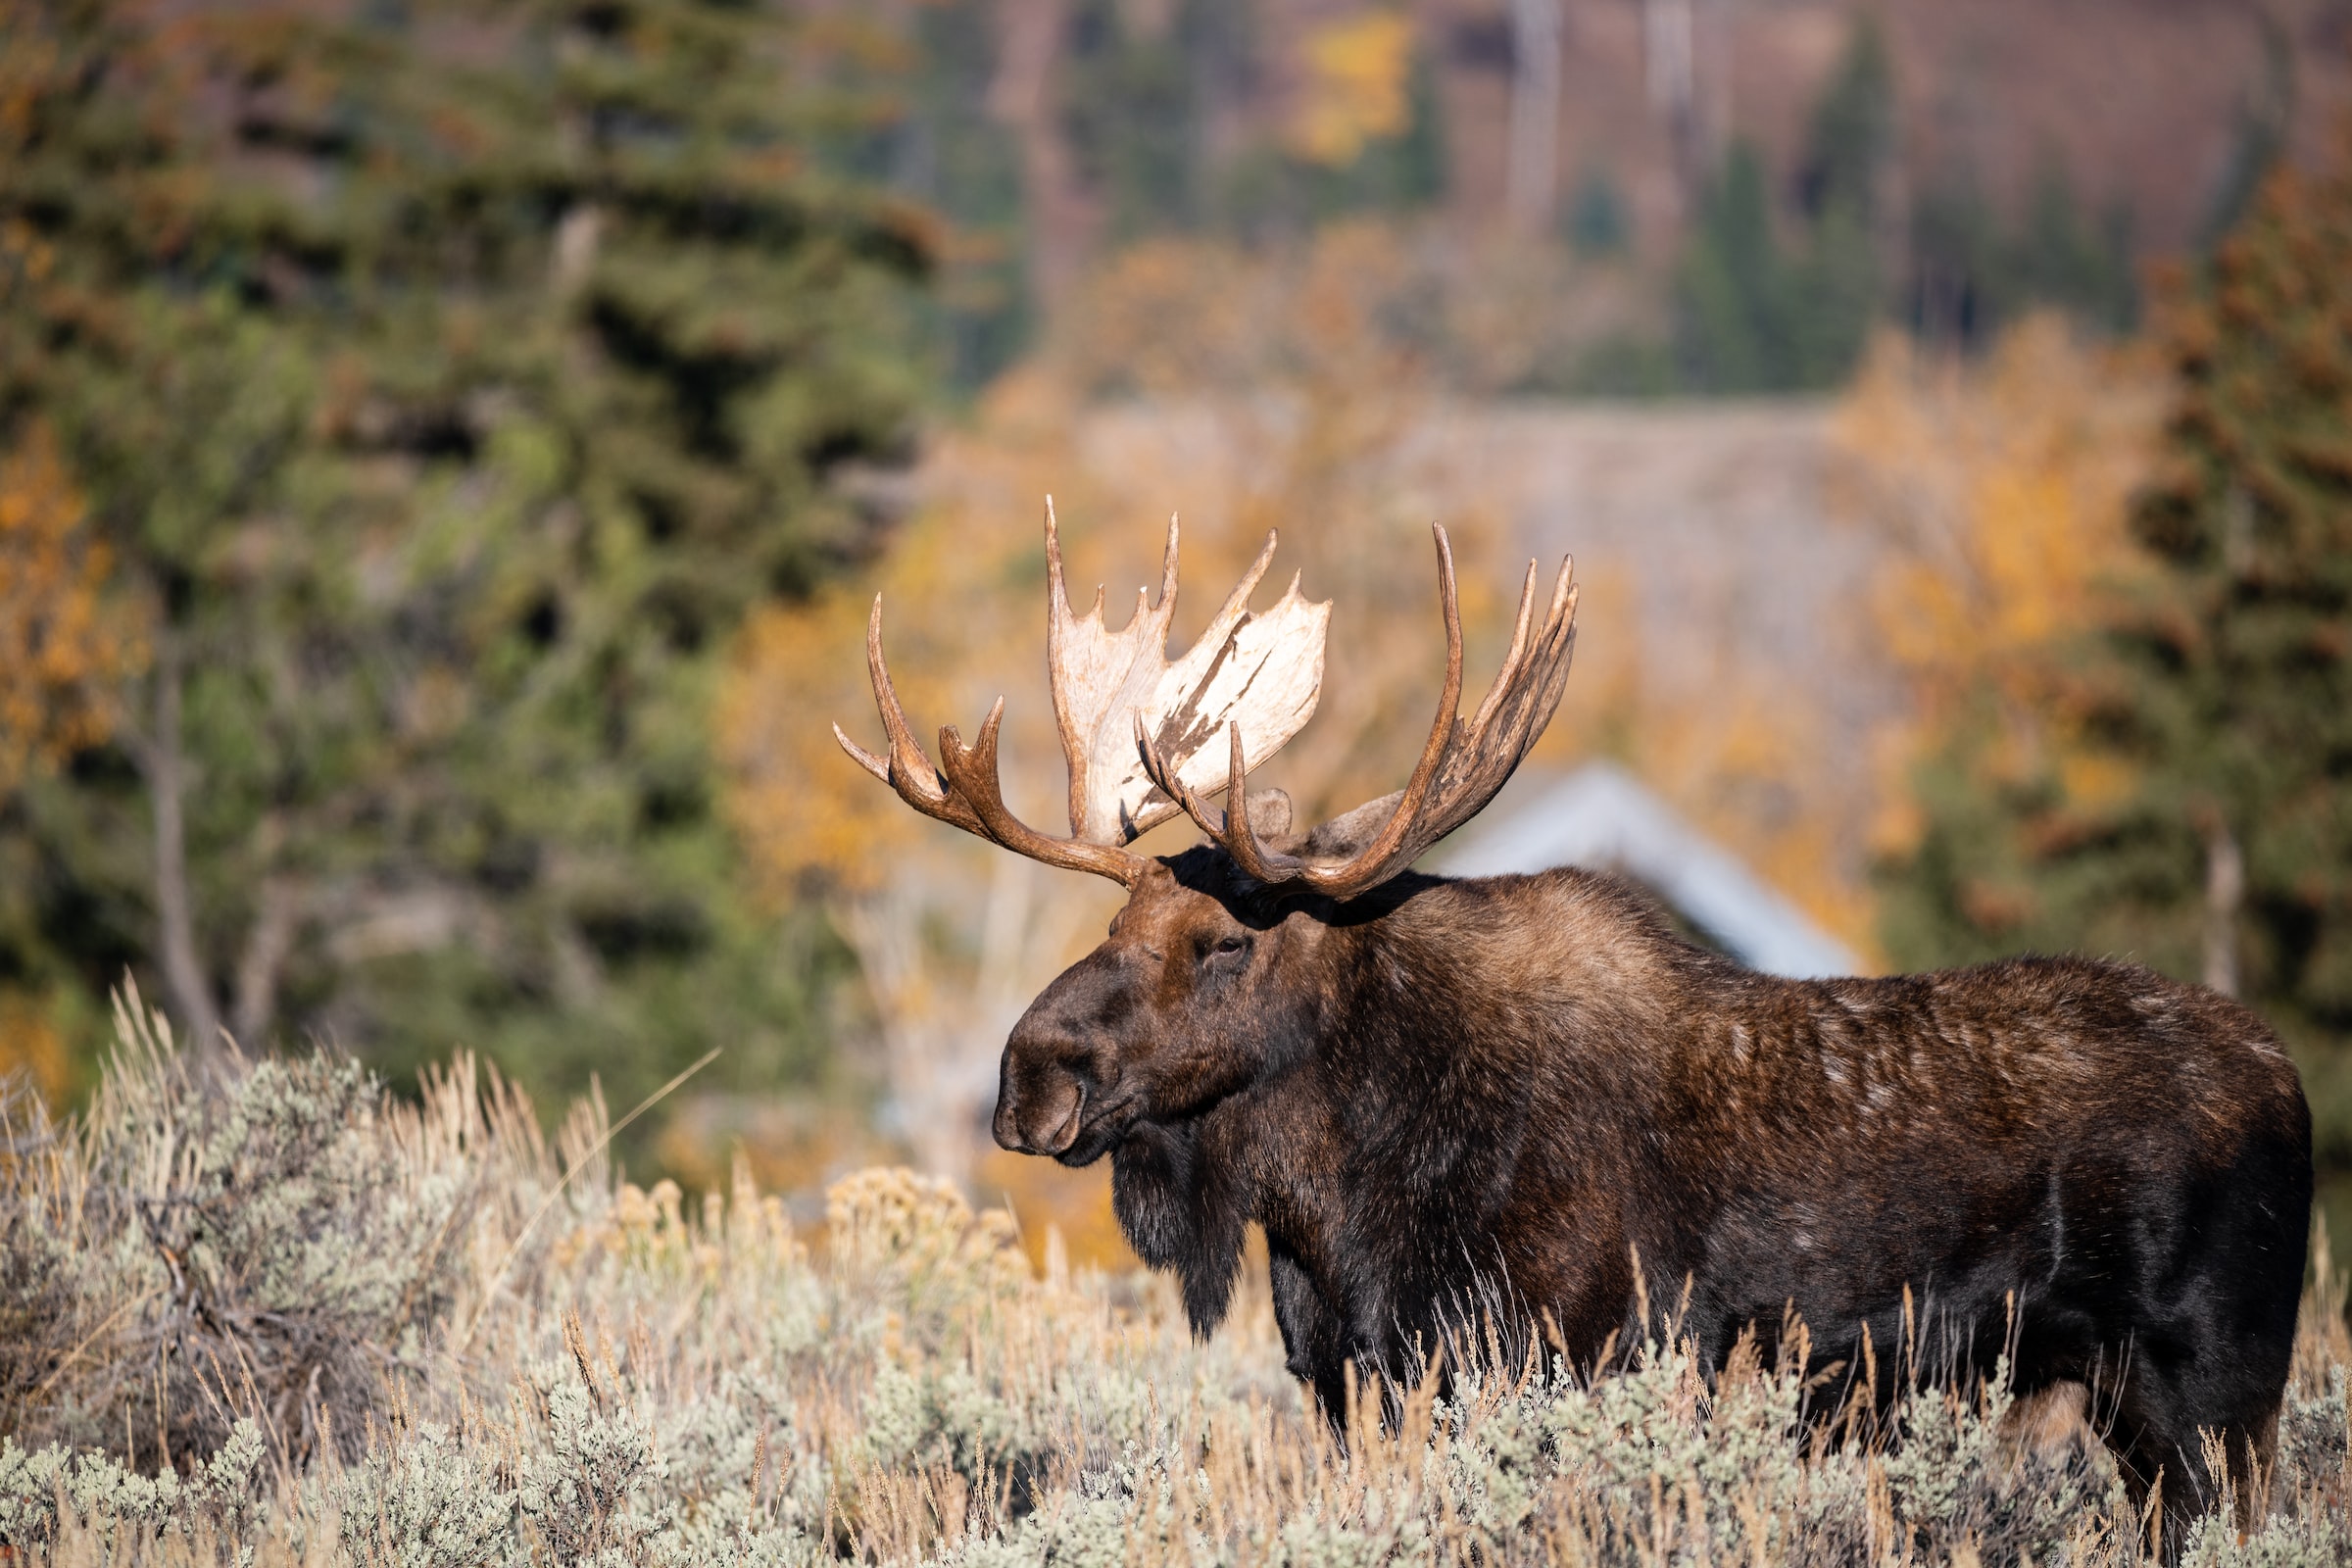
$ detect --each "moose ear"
[1245,789,1294,841]
[1301,790,1404,861]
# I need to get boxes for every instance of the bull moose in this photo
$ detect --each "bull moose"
[835,510,2312,1531]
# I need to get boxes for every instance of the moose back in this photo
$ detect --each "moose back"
[837,509,2311,1531]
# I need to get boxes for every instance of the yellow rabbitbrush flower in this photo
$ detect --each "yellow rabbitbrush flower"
[826,1166,1027,1293]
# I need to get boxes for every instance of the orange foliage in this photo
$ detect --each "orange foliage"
[0,0,58,154]
[0,990,74,1104]
[1835,318,2164,858]
[0,425,148,791]
[972,1147,1138,1274]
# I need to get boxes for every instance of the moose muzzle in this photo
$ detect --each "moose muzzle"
[992,1030,1092,1156]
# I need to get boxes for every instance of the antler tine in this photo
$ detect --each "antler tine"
[1045,496,1072,621]
[831,594,988,835]
[1265,525,1467,888]
[1468,560,1543,736]
[1205,529,1577,901]
[1157,513,1181,607]
[931,700,1152,883]
[1216,723,1298,884]
[1044,498,1086,833]
[1203,529,1280,638]
[836,590,1147,886]
[1134,712,1227,833]
[935,701,1150,885]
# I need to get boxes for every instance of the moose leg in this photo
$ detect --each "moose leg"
[1268,1240,1352,1427]
[2103,1360,2286,1556]
[2062,1122,2305,1553]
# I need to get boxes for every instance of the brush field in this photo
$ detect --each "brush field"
[2,995,2350,1568]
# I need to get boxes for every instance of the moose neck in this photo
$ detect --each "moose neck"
[1115,867,1690,1352]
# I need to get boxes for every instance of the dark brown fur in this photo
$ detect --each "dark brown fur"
[993,849,2313,1535]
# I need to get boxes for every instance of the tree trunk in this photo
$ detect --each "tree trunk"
[987,0,1084,319]
[145,639,221,1055]
[1644,0,1698,208]
[2203,817,2244,998]
[230,876,301,1048]
[1506,0,1563,234]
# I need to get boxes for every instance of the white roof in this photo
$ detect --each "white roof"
[1435,761,1861,980]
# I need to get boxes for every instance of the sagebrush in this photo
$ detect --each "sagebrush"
[2,993,2349,1566]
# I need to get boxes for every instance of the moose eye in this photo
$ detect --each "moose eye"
[1211,935,1248,956]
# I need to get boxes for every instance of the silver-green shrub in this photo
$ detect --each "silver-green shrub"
[0,1419,264,1554]
[3,995,474,1466]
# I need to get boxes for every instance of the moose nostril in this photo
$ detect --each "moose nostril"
[1041,1081,1088,1154]
[992,1093,1025,1152]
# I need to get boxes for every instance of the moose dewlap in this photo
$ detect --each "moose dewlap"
[836,506,2313,1539]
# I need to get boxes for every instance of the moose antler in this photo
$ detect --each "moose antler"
[834,501,1332,887]
[1138,525,1577,901]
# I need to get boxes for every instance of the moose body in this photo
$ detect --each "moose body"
[839,510,2313,1531]
[997,855,2312,1517]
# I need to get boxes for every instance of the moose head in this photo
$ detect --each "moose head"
[834,507,1576,1176]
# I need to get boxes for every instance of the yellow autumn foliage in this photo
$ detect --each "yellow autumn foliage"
[1836,318,2164,858]
[1289,10,1415,167]
[0,0,60,154]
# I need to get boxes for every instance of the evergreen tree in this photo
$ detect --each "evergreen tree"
[873,0,1031,391]
[1674,143,1792,392]
[1908,160,2136,349]
[1673,19,1887,392]
[2008,162,2136,335]
[2199,15,2294,249]
[1062,0,1212,239]
[1794,15,1892,227]
[1565,165,1630,257]
[0,0,930,1123]
[1879,144,2352,1180]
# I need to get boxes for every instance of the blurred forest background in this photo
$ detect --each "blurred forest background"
[4,0,2352,1254]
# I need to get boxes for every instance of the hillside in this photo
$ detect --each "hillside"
[995,0,2348,270]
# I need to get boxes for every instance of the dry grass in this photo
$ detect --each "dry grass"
[3,992,2349,1567]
